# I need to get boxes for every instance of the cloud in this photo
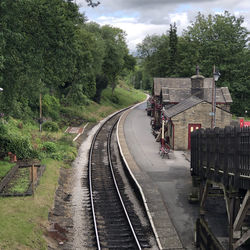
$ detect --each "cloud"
[93,16,168,51]
[76,0,250,51]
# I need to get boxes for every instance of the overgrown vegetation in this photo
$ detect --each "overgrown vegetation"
[8,168,30,194]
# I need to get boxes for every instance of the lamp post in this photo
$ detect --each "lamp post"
[211,66,220,128]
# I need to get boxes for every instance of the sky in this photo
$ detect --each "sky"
[75,0,250,52]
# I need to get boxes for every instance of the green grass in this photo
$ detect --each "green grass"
[0,159,60,250]
[0,162,15,180]
[81,85,146,122]
[101,85,146,108]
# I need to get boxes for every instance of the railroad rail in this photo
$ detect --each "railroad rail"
[88,110,150,249]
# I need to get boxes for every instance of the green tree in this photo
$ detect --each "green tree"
[183,11,249,115]
[168,23,178,76]
[101,25,128,94]
[0,0,85,117]
[137,34,170,77]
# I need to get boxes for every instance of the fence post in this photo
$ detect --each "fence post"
[207,234,212,250]
[223,126,231,186]
[191,130,195,175]
[206,128,211,178]
[233,126,240,189]
[196,218,200,247]
[200,129,204,178]
[214,127,220,182]
[32,164,34,196]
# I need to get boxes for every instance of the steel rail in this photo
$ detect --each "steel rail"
[107,118,142,250]
[88,108,133,250]
[88,121,101,250]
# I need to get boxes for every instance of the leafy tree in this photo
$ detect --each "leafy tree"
[183,11,249,115]
[0,0,85,117]
[101,25,128,94]
[168,23,178,76]
[0,0,43,117]
[85,22,133,98]
[94,74,108,103]
[137,34,170,77]
[0,0,147,125]
[123,54,136,72]
[183,11,249,77]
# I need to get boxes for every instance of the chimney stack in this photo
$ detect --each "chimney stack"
[191,74,205,99]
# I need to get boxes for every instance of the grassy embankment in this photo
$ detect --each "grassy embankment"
[0,84,146,250]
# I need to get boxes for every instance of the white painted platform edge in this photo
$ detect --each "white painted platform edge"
[116,99,163,250]
[73,123,89,142]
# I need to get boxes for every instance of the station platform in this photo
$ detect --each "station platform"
[117,102,199,250]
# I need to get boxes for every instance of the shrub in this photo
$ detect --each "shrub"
[8,137,38,159]
[51,152,62,161]
[63,84,91,106]
[42,142,57,153]
[0,121,8,133]
[60,106,85,126]
[43,94,60,120]
[42,121,59,132]
[10,99,33,120]
[0,134,38,159]
[111,95,119,104]
[58,134,75,147]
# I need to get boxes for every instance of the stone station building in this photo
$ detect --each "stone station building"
[163,95,232,150]
[152,74,233,150]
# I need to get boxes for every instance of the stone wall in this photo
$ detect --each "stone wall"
[171,101,232,150]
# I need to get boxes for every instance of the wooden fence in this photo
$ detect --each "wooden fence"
[191,126,250,190]
[196,218,224,250]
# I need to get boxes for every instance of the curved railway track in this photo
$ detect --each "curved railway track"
[89,110,151,249]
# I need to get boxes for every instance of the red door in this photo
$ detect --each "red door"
[188,124,201,150]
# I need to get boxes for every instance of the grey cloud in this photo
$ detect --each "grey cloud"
[77,0,218,9]
[77,0,250,33]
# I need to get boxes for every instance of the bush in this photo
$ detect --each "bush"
[60,106,85,126]
[111,95,119,104]
[0,122,7,134]
[0,134,38,159]
[58,134,75,147]
[42,121,59,132]
[43,94,60,120]
[42,142,57,153]
[63,85,91,106]
[10,99,33,120]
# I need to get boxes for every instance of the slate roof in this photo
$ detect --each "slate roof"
[153,77,232,104]
[154,78,192,96]
[163,96,204,118]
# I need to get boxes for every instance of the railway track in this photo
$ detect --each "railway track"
[89,110,151,249]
